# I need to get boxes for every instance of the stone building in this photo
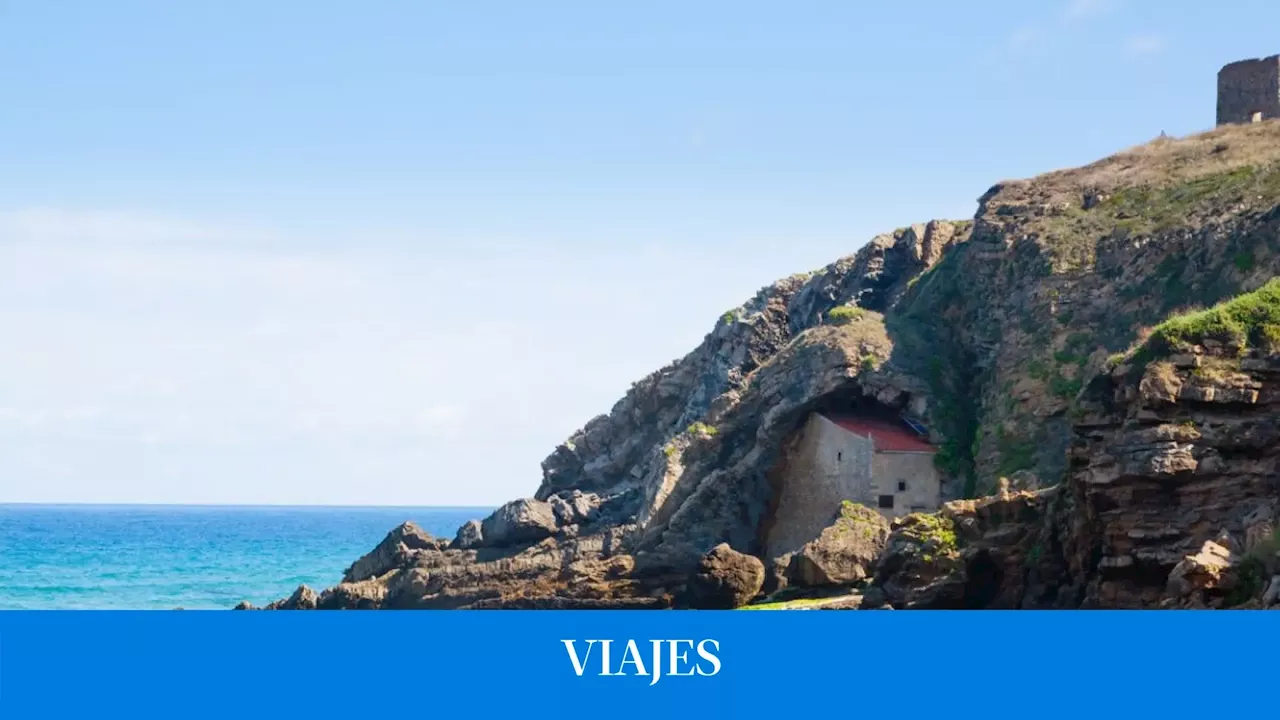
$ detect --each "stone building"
[765,413,941,558]
[1217,55,1280,125]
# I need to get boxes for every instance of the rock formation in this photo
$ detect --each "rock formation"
[251,121,1280,611]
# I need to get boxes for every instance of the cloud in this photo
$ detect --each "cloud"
[0,207,273,248]
[0,205,806,505]
[1125,34,1165,56]
[1063,0,1119,19]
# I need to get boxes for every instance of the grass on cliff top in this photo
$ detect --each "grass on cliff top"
[1022,121,1280,206]
[987,122,1280,273]
[1112,277,1280,365]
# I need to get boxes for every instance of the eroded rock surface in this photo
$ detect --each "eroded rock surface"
[260,123,1280,611]
[685,543,766,609]
[783,501,890,588]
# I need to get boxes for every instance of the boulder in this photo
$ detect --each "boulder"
[343,521,441,583]
[480,499,559,548]
[453,519,484,549]
[685,543,764,609]
[549,490,600,526]
[788,501,891,587]
[1167,541,1237,598]
[266,584,319,610]
[874,517,968,610]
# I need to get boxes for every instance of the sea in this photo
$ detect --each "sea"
[0,504,492,610]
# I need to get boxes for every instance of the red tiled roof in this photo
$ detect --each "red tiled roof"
[822,414,935,453]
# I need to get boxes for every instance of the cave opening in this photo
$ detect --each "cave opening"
[962,550,1004,608]
[759,388,938,565]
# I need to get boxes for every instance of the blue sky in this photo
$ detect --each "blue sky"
[0,0,1274,505]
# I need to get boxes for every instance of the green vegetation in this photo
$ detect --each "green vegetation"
[1234,251,1256,272]
[686,421,718,437]
[1153,277,1280,350]
[662,443,677,458]
[1027,359,1051,381]
[1261,323,1280,354]
[1049,373,1083,399]
[926,358,980,497]
[995,426,1037,477]
[1114,278,1280,368]
[827,305,866,325]
[1026,543,1043,566]
[1037,164,1280,274]
[1227,527,1280,607]
[1054,332,1095,366]
[1028,343,1087,399]
[739,596,847,611]
[1102,165,1280,234]
[860,354,880,372]
[832,501,884,541]
[897,513,959,562]
[839,499,876,520]
[885,245,981,497]
[721,310,737,325]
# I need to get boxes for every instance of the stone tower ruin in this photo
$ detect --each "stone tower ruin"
[1218,55,1280,125]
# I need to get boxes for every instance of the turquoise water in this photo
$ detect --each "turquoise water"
[0,504,490,610]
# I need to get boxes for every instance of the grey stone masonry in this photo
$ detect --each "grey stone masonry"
[1218,55,1280,126]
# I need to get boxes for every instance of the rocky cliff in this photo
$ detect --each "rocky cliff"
[253,120,1280,610]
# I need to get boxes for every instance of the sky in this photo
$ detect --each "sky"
[0,0,1276,506]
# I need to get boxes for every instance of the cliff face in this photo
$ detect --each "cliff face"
[258,121,1280,610]
[871,286,1280,610]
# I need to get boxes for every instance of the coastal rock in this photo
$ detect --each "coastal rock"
[549,490,600,526]
[872,489,1057,609]
[479,499,560,548]
[266,584,319,610]
[684,543,765,609]
[262,123,1280,612]
[787,502,890,587]
[453,520,484,549]
[316,576,390,610]
[344,521,442,583]
[1167,541,1238,599]
[1061,344,1280,609]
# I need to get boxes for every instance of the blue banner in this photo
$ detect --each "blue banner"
[0,610,1275,717]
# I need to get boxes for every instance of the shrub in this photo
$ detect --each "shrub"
[1050,374,1082,399]
[1227,528,1280,606]
[827,306,865,325]
[686,421,718,437]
